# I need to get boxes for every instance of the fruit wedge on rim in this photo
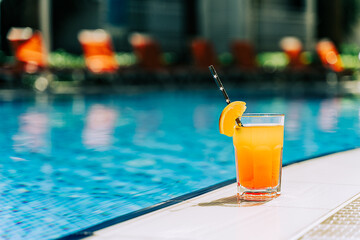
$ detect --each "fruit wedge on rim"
[219,101,246,137]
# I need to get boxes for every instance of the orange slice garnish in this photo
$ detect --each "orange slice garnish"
[219,101,246,137]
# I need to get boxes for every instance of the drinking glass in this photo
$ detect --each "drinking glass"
[233,114,285,201]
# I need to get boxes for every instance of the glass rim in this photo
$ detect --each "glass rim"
[241,113,285,117]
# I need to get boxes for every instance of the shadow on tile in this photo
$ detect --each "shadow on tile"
[196,195,271,207]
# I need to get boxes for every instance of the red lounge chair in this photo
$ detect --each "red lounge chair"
[78,29,119,74]
[231,40,257,70]
[129,33,164,71]
[191,38,218,70]
[316,39,343,73]
[7,27,47,74]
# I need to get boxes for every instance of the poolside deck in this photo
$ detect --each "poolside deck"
[85,148,360,240]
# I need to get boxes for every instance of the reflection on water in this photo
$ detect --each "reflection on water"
[318,98,339,132]
[13,112,49,153]
[82,104,117,148]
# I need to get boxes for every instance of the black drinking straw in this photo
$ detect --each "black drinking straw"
[209,65,243,127]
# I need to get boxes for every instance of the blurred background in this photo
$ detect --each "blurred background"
[1,0,360,92]
[3,2,360,238]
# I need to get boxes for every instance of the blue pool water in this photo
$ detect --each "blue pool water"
[1,89,360,239]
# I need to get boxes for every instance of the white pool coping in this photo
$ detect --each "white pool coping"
[85,148,360,240]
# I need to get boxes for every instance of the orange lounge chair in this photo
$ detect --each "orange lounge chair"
[230,40,257,70]
[129,33,164,71]
[78,29,119,74]
[7,27,47,74]
[191,38,218,70]
[315,39,343,73]
[279,37,304,70]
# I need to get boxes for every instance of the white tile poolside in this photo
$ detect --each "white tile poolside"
[86,148,360,240]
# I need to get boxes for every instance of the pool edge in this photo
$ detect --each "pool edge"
[57,178,236,240]
[58,146,358,240]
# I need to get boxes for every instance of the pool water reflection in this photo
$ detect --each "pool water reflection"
[0,90,360,239]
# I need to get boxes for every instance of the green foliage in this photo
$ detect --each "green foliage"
[114,52,137,66]
[340,43,360,55]
[49,50,139,69]
[257,52,289,69]
[340,54,360,69]
[49,50,85,69]
[339,44,360,70]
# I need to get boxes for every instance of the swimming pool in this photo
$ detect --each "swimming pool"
[1,89,360,239]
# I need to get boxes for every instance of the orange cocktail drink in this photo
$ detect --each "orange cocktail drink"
[233,114,284,200]
[212,63,285,201]
[218,101,284,201]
